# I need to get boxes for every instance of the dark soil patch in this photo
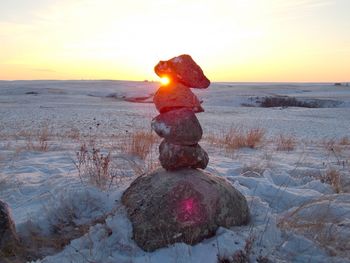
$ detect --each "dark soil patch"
[260,96,319,108]
[25,91,39,95]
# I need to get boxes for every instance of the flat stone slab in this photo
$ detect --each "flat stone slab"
[154,54,210,89]
[122,168,249,252]
[151,108,203,145]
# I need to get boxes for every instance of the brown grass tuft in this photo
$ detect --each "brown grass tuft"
[64,127,80,141]
[245,128,265,148]
[275,134,296,151]
[122,130,158,160]
[12,124,52,152]
[206,127,265,151]
[339,136,350,145]
[321,168,341,193]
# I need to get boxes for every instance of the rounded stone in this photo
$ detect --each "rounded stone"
[0,200,19,256]
[153,82,204,113]
[159,140,209,170]
[151,108,203,145]
[154,54,210,89]
[122,168,249,252]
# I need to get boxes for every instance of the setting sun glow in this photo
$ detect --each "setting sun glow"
[0,0,349,82]
[160,76,170,86]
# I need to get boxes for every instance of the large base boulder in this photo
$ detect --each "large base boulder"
[122,168,249,252]
[0,200,19,257]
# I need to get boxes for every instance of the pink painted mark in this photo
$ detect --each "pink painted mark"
[176,197,204,224]
[181,198,196,219]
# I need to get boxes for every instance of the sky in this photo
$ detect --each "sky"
[0,0,349,82]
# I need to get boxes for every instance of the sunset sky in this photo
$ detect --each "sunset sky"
[0,0,349,82]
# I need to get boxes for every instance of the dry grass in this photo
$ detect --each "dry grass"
[136,154,160,175]
[206,127,265,151]
[74,143,134,189]
[122,130,158,160]
[0,250,24,263]
[245,128,265,148]
[74,143,111,188]
[321,137,350,167]
[321,137,350,154]
[279,216,338,256]
[64,127,80,141]
[72,128,160,189]
[322,138,342,154]
[8,124,52,152]
[321,168,341,193]
[339,136,350,145]
[26,125,50,151]
[217,236,255,263]
[241,164,266,177]
[275,134,296,151]
[14,191,116,262]
[278,196,349,258]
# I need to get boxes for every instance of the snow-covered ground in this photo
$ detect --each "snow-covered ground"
[0,81,349,262]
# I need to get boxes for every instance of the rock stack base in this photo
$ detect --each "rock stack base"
[122,168,249,252]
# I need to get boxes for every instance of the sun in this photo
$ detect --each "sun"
[160,76,170,86]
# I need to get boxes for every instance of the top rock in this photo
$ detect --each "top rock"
[154,54,210,89]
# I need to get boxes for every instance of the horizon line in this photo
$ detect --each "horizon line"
[0,79,349,84]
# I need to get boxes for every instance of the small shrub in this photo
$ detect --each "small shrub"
[75,144,110,188]
[276,134,296,151]
[74,141,135,189]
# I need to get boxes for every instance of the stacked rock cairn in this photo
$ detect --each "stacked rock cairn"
[152,54,210,170]
[122,55,249,252]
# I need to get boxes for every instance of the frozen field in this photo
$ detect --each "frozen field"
[0,80,349,262]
